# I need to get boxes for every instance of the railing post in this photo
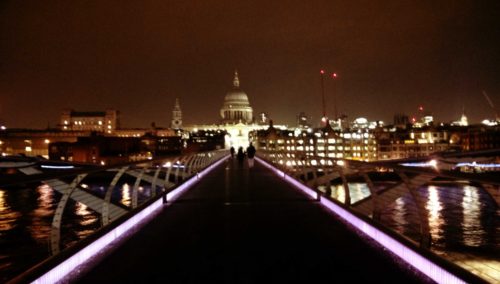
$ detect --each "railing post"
[361,171,380,220]
[339,166,351,206]
[50,173,87,255]
[162,185,168,204]
[398,171,432,249]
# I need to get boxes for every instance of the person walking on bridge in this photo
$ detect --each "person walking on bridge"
[230,146,235,158]
[236,146,245,166]
[246,142,256,168]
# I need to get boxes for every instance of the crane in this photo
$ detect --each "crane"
[482,90,499,121]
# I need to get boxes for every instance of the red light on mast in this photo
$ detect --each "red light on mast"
[418,106,424,111]
[320,70,325,74]
[332,73,337,78]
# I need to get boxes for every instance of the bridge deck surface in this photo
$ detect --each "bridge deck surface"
[76,158,430,283]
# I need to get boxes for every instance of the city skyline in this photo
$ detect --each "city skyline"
[1,1,500,128]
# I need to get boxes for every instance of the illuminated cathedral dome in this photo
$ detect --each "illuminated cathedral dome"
[220,70,253,124]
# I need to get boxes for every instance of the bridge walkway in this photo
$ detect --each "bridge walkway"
[76,158,430,283]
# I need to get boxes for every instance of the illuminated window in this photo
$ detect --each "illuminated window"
[25,146,32,152]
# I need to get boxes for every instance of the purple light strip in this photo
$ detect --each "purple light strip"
[32,155,229,284]
[166,155,228,201]
[257,157,317,199]
[256,157,467,284]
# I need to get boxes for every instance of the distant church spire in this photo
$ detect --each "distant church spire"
[171,98,182,129]
[233,69,240,88]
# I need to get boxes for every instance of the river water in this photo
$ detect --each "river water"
[325,182,499,257]
[0,178,153,282]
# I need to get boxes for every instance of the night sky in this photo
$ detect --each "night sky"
[1,0,499,128]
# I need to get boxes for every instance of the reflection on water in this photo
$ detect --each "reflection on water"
[327,183,371,204]
[325,180,498,255]
[462,186,486,247]
[329,184,346,203]
[426,186,444,243]
[393,198,408,228]
[75,202,98,227]
[29,184,54,241]
[381,183,498,254]
[0,190,20,233]
[0,177,155,282]
[121,183,131,206]
[74,201,99,238]
[349,183,371,204]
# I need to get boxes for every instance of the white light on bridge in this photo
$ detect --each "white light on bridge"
[455,161,500,168]
[41,165,75,169]
[399,160,437,169]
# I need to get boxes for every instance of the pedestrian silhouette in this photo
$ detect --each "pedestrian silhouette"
[246,142,256,168]
[230,146,235,158]
[236,146,245,165]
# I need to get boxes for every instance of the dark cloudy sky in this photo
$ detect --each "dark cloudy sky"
[1,0,499,128]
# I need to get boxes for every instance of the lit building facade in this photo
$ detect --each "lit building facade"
[0,129,89,158]
[253,123,378,162]
[114,128,176,138]
[375,126,458,160]
[60,109,120,134]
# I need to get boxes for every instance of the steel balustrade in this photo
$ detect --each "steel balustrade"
[1,150,227,260]
[257,148,499,248]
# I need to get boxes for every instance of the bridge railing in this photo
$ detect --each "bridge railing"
[258,148,435,246]
[256,148,498,283]
[258,148,499,243]
[5,150,227,283]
